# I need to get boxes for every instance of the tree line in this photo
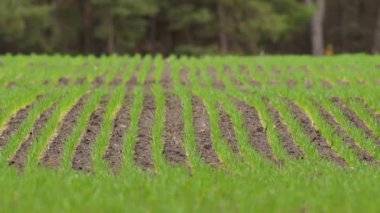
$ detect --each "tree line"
[0,0,379,55]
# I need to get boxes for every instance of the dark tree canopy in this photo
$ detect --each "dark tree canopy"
[0,0,379,55]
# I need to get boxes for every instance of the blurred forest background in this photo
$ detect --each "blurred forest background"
[1,0,380,56]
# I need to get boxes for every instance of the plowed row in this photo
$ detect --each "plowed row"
[0,59,379,174]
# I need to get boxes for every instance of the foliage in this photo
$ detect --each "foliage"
[0,0,310,55]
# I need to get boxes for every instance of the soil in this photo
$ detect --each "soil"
[9,103,57,172]
[217,104,239,155]
[43,79,50,86]
[337,80,350,87]
[76,77,87,85]
[286,66,296,73]
[268,79,278,86]
[57,77,70,87]
[301,65,311,73]
[305,79,313,89]
[331,97,377,141]
[234,99,277,162]
[272,66,282,74]
[0,103,34,151]
[109,72,123,87]
[6,82,17,89]
[180,68,189,86]
[208,67,225,90]
[287,101,347,166]
[230,76,244,87]
[320,80,333,89]
[104,92,133,174]
[127,75,138,89]
[145,66,155,86]
[255,65,265,73]
[134,94,155,170]
[92,75,105,88]
[195,69,206,87]
[163,93,187,165]
[353,97,380,125]
[240,66,263,88]
[264,99,304,159]
[71,96,108,172]
[248,78,262,88]
[356,79,365,84]
[192,96,220,166]
[315,102,375,163]
[286,80,297,88]
[40,94,91,168]
[160,60,173,89]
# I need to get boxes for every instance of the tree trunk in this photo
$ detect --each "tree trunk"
[217,3,228,54]
[306,0,325,56]
[373,7,380,54]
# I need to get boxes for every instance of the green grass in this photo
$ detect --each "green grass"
[0,55,380,212]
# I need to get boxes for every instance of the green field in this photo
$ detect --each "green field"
[0,55,380,212]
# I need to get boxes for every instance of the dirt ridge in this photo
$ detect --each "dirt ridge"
[331,97,377,143]
[287,101,347,166]
[316,102,375,163]
[208,67,225,90]
[264,99,304,159]
[192,96,220,166]
[104,92,133,174]
[134,94,156,170]
[163,93,187,165]
[235,99,277,163]
[0,103,34,151]
[9,103,57,171]
[40,93,91,168]
[71,96,108,172]
[217,104,239,155]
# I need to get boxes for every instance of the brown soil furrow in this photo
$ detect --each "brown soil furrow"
[104,92,133,173]
[76,77,87,85]
[180,68,189,86]
[109,72,123,87]
[43,79,51,86]
[331,97,377,140]
[6,82,17,89]
[40,94,91,168]
[217,104,239,155]
[286,80,297,88]
[305,79,313,89]
[234,100,277,162]
[287,101,347,166]
[163,93,187,165]
[353,97,380,125]
[316,102,375,163]
[0,104,34,151]
[208,67,225,89]
[230,76,244,88]
[134,94,156,170]
[92,75,105,88]
[195,69,206,87]
[160,60,173,89]
[268,79,278,86]
[127,74,138,90]
[264,100,304,159]
[72,96,108,172]
[8,103,57,171]
[320,80,333,89]
[57,77,70,87]
[145,67,155,86]
[192,96,220,166]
